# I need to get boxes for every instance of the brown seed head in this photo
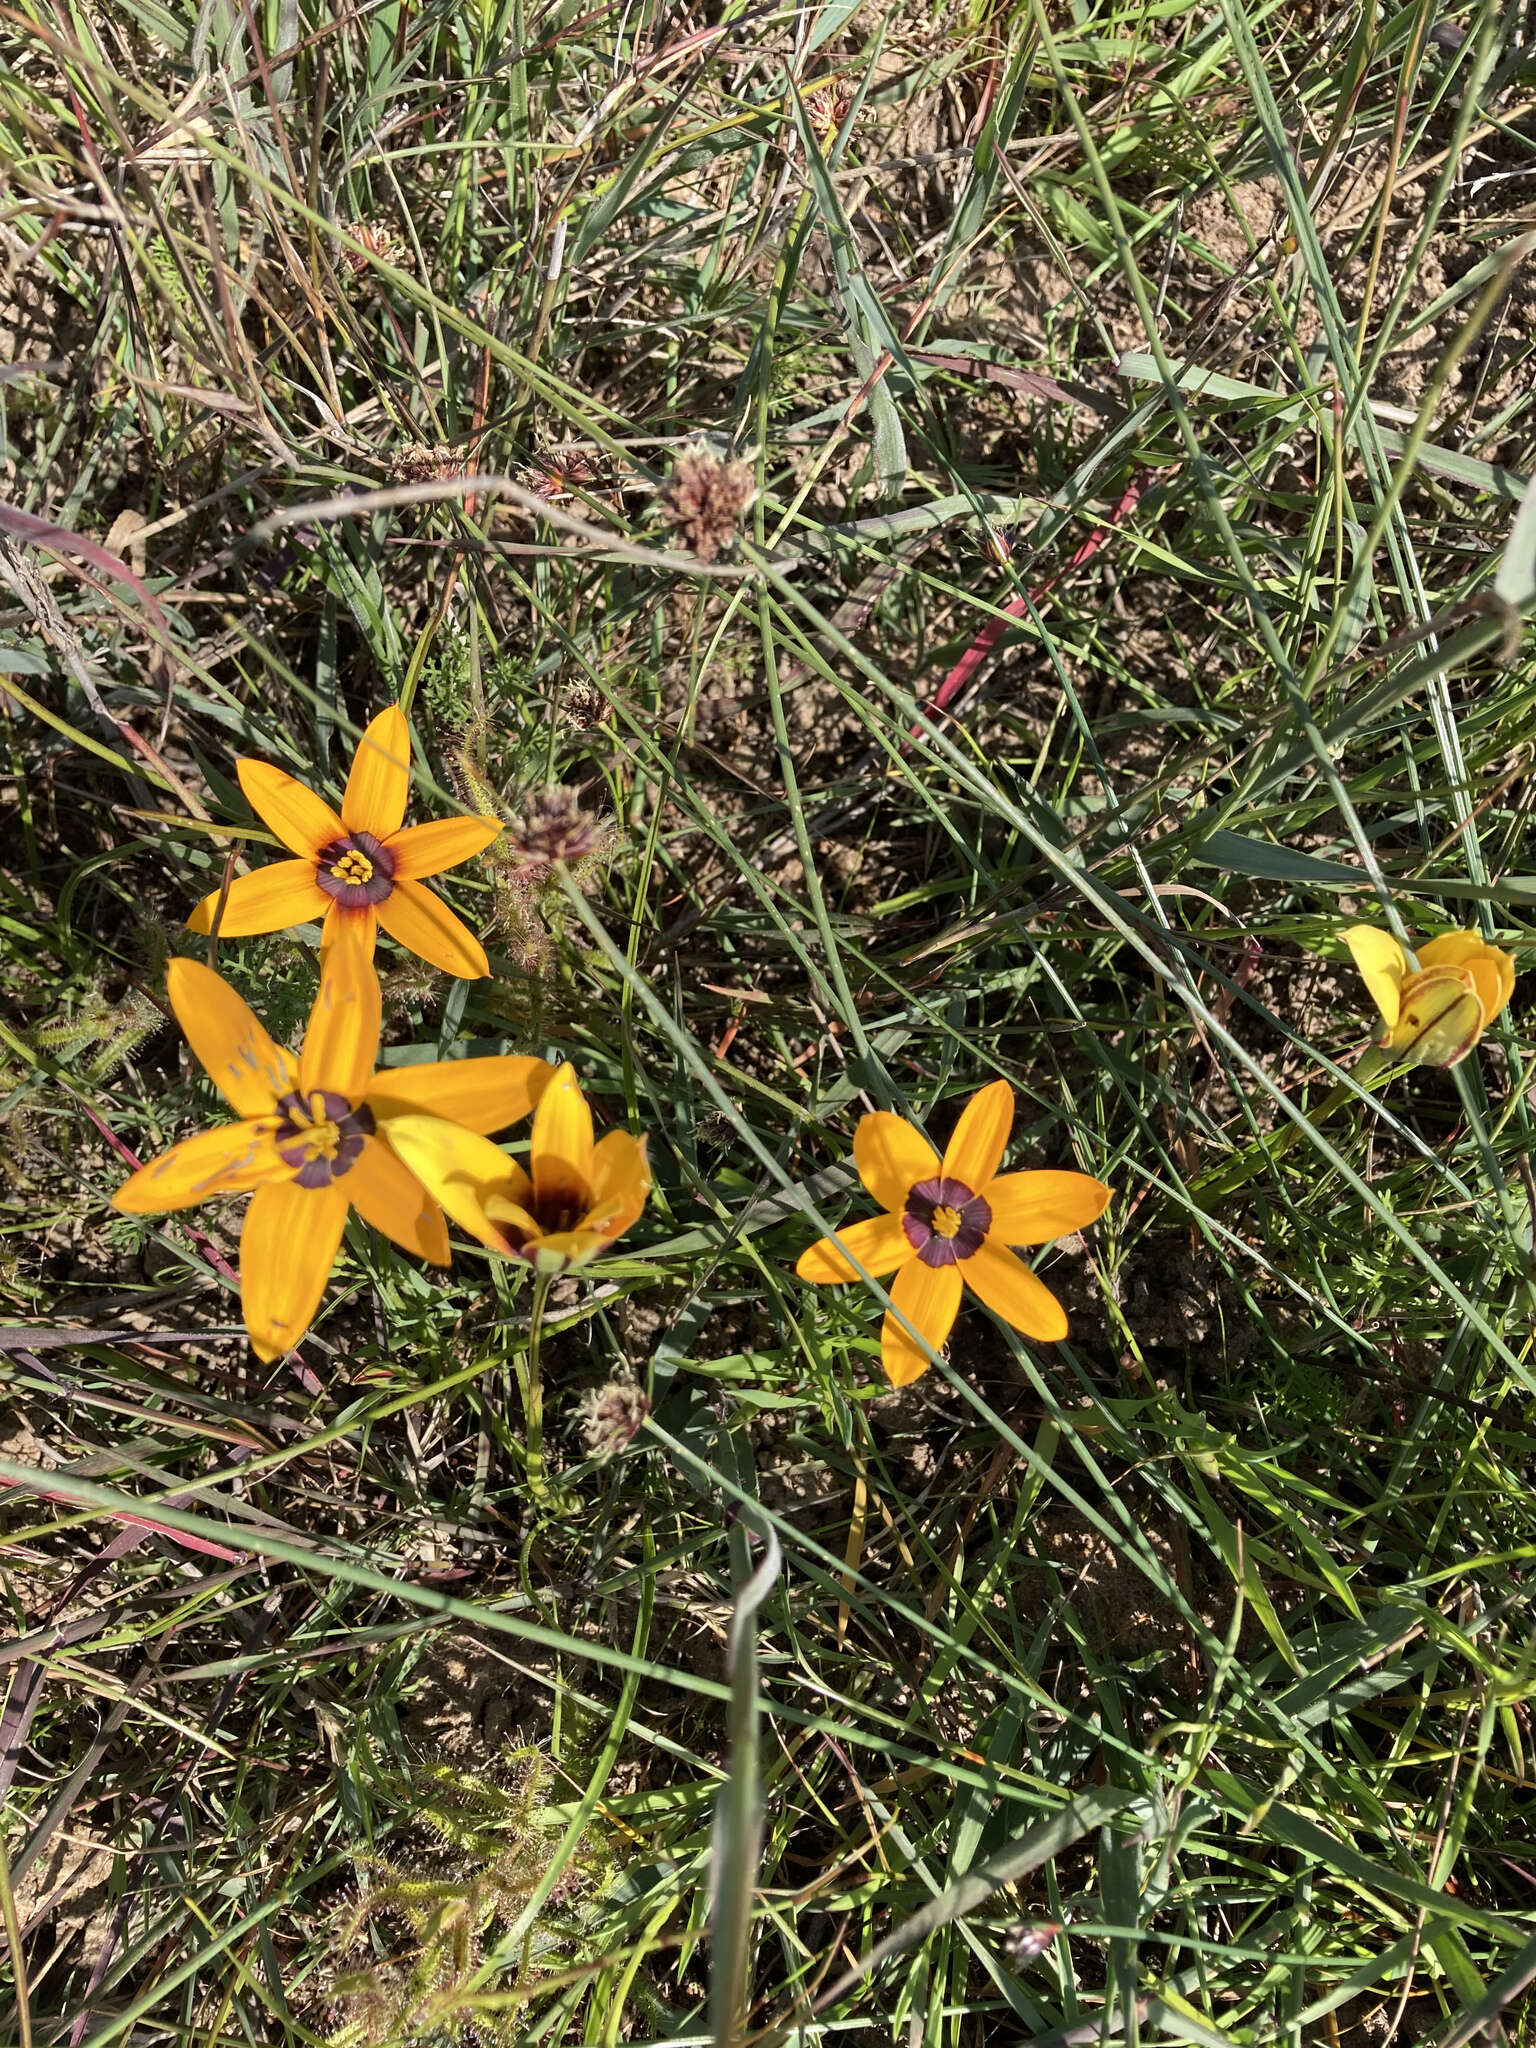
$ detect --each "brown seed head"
[524,445,601,502]
[661,445,756,564]
[561,682,605,730]
[507,785,612,876]
[579,1380,651,1461]
[339,221,407,276]
[804,75,857,148]
[394,442,471,485]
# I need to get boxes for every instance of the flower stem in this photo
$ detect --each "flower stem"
[1194,1044,1389,1210]
[515,1271,553,1497]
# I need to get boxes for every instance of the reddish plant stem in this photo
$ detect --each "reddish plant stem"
[918,473,1147,733]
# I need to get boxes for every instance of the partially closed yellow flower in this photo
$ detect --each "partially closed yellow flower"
[795,1079,1110,1386]
[386,1065,650,1275]
[1343,925,1515,1069]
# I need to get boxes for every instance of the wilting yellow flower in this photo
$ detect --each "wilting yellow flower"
[386,1065,650,1274]
[1343,925,1515,1069]
[188,705,502,978]
[112,939,552,1360]
[796,1080,1110,1387]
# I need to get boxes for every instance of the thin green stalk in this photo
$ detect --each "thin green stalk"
[0,1827,31,2048]
[710,1480,779,2048]
[513,1272,553,1497]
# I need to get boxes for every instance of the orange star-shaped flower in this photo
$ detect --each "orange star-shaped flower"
[188,705,501,978]
[112,937,553,1359]
[796,1080,1110,1385]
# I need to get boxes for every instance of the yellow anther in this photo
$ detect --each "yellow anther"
[931,1203,962,1239]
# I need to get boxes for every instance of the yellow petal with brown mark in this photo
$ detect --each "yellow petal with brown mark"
[1388,968,1484,1068]
[852,1112,938,1214]
[795,1210,912,1284]
[240,1177,349,1361]
[299,923,381,1101]
[111,1119,286,1213]
[347,1136,450,1264]
[187,861,329,939]
[166,958,296,1115]
[530,1063,593,1218]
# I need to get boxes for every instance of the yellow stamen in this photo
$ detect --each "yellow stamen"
[286,1091,343,1160]
[931,1203,962,1239]
[331,849,375,886]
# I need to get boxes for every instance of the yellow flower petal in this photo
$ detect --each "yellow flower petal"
[347,1136,450,1264]
[111,1119,285,1213]
[1416,930,1482,971]
[1465,950,1514,1028]
[1491,948,1516,1020]
[964,1238,1068,1342]
[984,1170,1110,1247]
[320,902,378,961]
[1418,931,1515,1029]
[853,1112,939,1213]
[375,878,490,979]
[186,861,329,938]
[1388,969,1484,1068]
[365,1055,553,1135]
[237,757,344,859]
[584,1130,650,1242]
[796,1211,913,1284]
[387,815,504,881]
[518,1225,609,1271]
[382,1115,529,1254]
[530,1063,594,1218]
[240,1177,349,1361]
[1343,924,1407,1031]
[342,704,412,839]
[941,1079,1014,1192]
[485,1188,540,1230]
[881,1256,963,1386]
[166,958,296,1115]
[299,924,381,1101]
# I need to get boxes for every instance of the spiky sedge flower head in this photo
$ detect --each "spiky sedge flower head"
[660,445,756,564]
[506,786,611,878]
[386,1065,650,1276]
[187,705,503,979]
[394,442,471,484]
[796,1080,1110,1387]
[1343,925,1515,1069]
[338,220,407,275]
[111,936,552,1360]
[803,74,857,148]
[578,1379,651,1460]
[522,445,600,503]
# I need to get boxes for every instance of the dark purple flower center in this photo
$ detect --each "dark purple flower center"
[315,830,396,910]
[275,1089,374,1188]
[494,1192,586,1262]
[903,1176,991,1267]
